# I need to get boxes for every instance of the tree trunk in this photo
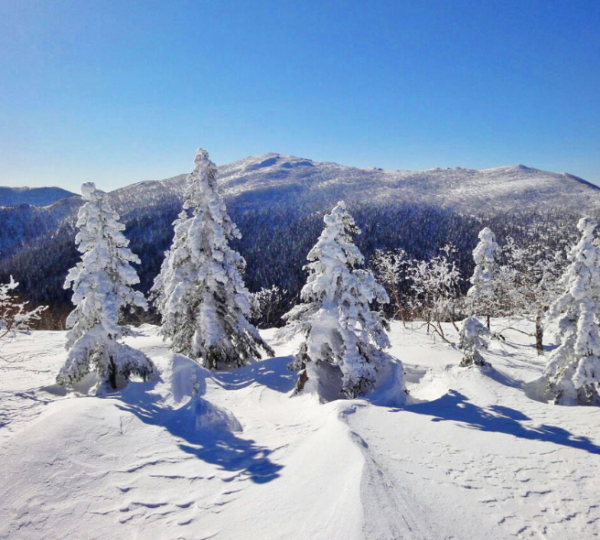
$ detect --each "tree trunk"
[108,357,117,389]
[535,310,544,355]
[486,314,491,330]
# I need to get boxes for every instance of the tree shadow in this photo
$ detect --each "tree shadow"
[113,377,283,484]
[400,390,600,454]
[211,356,297,394]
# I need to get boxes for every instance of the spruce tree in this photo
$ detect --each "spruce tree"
[283,201,402,399]
[151,148,273,368]
[57,183,156,390]
[467,227,501,329]
[543,217,600,405]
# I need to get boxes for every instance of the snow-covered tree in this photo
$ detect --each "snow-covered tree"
[371,248,410,324]
[0,276,46,353]
[458,316,490,367]
[407,244,463,341]
[56,183,156,390]
[543,217,600,405]
[467,227,501,329]
[501,236,567,354]
[253,285,288,328]
[282,201,401,399]
[151,148,273,368]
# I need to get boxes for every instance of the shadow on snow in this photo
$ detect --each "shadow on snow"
[399,390,600,455]
[111,369,283,484]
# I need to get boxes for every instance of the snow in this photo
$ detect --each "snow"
[1,320,600,539]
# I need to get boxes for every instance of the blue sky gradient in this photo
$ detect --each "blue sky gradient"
[1,0,599,191]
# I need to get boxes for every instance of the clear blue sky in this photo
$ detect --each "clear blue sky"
[1,0,599,191]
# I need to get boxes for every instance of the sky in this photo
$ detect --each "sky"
[1,0,599,191]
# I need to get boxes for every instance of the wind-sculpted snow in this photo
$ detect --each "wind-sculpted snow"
[1,322,600,539]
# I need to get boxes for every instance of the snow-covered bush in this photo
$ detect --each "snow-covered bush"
[282,201,402,399]
[458,316,490,367]
[253,285,288,328]
[467,227,502,329]
[0,276,46,347]
[543,217,600,405]
[407,244,463,340]
[56,183,156,390]
[151,148,273,368]
[371,248,411,323]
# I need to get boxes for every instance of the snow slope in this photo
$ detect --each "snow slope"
[1,321,599,539]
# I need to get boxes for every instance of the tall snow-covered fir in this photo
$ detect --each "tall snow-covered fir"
[283,201,402,400]
[467,227,501,328]
[543,217,600,406]
[151,148,273,369]
[56,183,156,390]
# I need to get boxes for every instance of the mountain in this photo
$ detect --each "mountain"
[100,154,600,218]
[0,154,596,322]
[0,186,76,207]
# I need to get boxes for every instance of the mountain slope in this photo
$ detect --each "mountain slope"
[0,154,596,317]
[2,154,598,252]
[0,186,76,207]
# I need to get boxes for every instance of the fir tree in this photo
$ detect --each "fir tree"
[458,316,490,367]
[543,217,600,405]
[57,183,156,390]
[283,201,402,399]
[151,148,273,368]
[467,227,501,329]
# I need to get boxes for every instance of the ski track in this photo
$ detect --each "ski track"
[1,323,600,539]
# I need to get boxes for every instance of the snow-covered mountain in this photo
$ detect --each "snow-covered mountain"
[103,153,600,218]
[1,154,597,316]
[3,154,599,248]
[0,186,75,207]
[214,154,600,215]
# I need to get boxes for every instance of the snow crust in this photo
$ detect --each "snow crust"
[1,321,600,539]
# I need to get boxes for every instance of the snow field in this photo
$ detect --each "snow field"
[1,321,599,539]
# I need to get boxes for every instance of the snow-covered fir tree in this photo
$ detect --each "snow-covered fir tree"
[459,316,490,367]
[282,201,402,399]
[56,183,156,390]
[543,217,600,405]
[151,148,273,368]
[467,227,501,329]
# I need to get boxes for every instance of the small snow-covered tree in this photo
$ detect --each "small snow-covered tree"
[459,316,490,367]
[151,148,273,368]
[56,183,156,390]
[282,201,402,399]
[543,217,600,405]
[501,236,567,354]
[0,277,46,356]
[467,227,501,329]
[371,248,410,324]
[407,244,462,341]
[253,285,288,328]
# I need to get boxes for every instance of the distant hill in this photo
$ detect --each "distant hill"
[0,154,596,322]
[0,186,76,207]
